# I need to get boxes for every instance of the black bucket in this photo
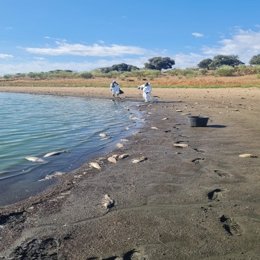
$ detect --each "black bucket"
[188,116,209,127]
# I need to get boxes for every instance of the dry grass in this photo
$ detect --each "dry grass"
[0,74,260,88]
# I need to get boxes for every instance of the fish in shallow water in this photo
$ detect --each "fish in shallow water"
[25,156,46,163]
[43,150,67,158]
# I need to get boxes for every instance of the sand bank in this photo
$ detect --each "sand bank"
[0,87,259,259]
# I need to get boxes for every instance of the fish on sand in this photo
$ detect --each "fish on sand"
[89,162,101,170]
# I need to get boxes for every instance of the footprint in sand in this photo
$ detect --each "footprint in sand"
[192,148,205,153]
[87,248,148,260]
[214,169,233,179]
[191,157,205,164]
[207,188,222,200]
[8,237,60,259]
[219,215,242,236]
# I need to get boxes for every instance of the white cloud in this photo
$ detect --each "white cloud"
[173,29,260,67]
[0,56,150,75]
[174,53,205,68]
[3,29,260,74]
[25,42,147,57]
[0,53,13,59]
[202,29,260,63]
[192,32,204,38]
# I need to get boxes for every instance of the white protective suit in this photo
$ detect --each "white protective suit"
[110,81,120,97]
[139,83,152,102]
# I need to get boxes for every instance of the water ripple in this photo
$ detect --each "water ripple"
[0,93,142,180]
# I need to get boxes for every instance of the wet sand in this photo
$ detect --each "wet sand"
[0,87,260,259]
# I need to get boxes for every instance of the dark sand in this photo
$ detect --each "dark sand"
[0,87,259,259]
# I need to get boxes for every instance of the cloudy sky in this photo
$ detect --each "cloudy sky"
[0,0,260,75]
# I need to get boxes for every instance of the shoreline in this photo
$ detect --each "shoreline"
[0,94,144,206]
[0,87,260,259]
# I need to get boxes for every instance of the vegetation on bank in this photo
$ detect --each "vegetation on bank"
[1,65,260,80]
[0,55,260,88]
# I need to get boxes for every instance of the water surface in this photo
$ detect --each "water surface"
[0,93,142,205]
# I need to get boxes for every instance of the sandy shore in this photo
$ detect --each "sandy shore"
[0,87,260,259]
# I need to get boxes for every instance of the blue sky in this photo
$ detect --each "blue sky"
[0,0,260,75]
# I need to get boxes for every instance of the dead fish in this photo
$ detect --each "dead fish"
[173,143,188,148]
[25,156,46,163]
[116,143,124,148]
[43,150,67,158]
[89,162,101,170]
[162,117,168,120]
[176,109,182,112]
[102,194,115,209]
[151,126,158,130]
[99,132,108,138]
[132,156,147,164]
[239,153,258,158]
[39,171,65,181]
[120,138,129,142]
[130,116,139,120]
[119,153,129,159]
[107,157,117,164]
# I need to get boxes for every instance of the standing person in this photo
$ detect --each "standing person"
[138,82,152,102]
[110,80,124,98]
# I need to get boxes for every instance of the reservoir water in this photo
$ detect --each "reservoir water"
[0,92,142,205]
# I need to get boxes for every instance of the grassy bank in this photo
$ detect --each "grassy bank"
[1,74,260,89]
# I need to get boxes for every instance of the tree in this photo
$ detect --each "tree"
[144,57,175,70]
[249,54,260,65]
[99,63,139,73]
[198,58,213,69]
[111,63,139,72]
[209,55,244,69]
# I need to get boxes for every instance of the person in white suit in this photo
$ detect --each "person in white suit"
[110,80,124,98]
[138,82,152,102]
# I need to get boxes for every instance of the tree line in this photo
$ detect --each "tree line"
[1,54,260,79]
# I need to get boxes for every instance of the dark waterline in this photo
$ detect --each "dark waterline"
[0,93,143,206]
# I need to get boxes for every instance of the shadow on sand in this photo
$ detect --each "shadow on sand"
[207,124,227,128]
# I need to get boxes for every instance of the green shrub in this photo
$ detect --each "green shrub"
[215,65,235,76]
[198,69,209,76]
[80,72,93,79]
